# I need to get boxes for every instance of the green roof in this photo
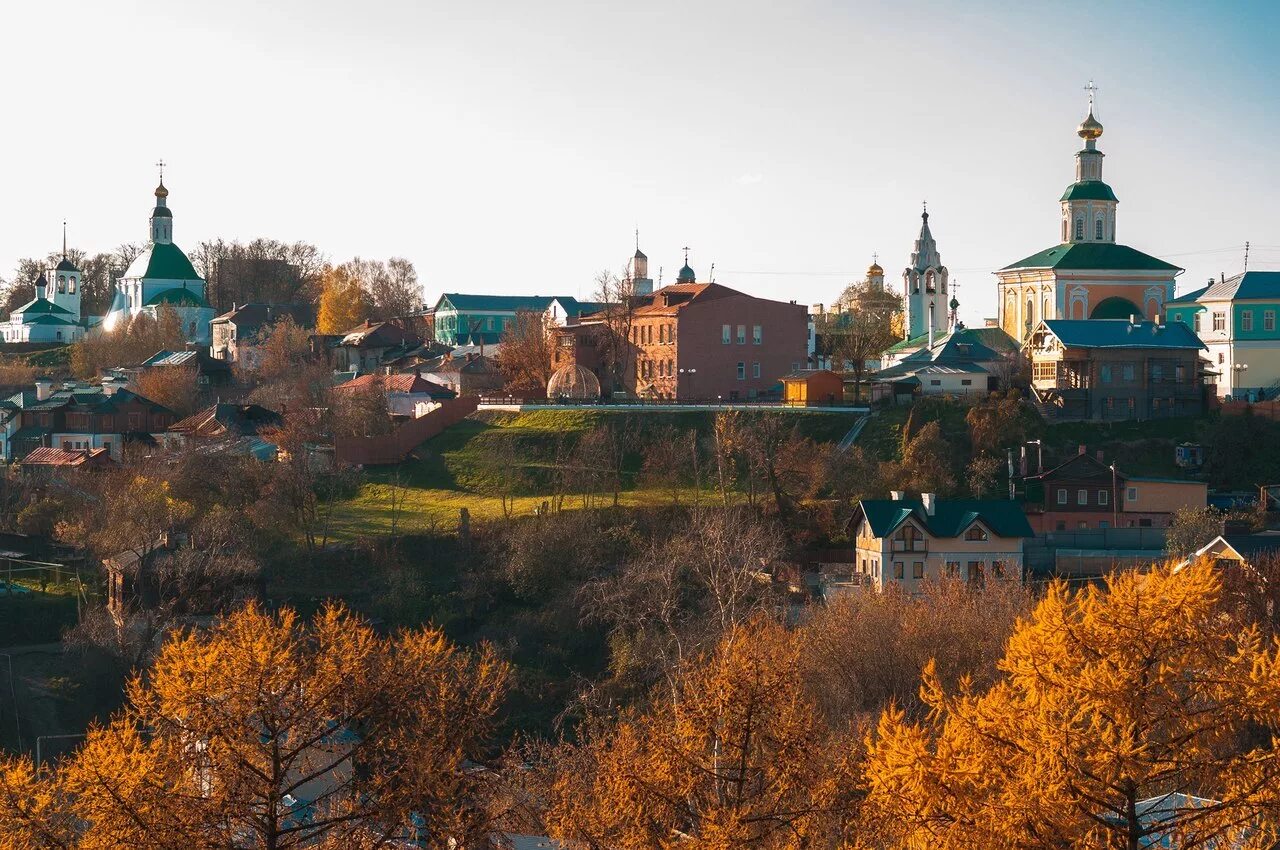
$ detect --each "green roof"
[13,298,72,315]
[123,242,203,282]
[24,315,79,326]
[1168,285,1209,305]
[1002,243,1181,273]
[885,332,929,353]
[1060,181,1118,202]
[857,498,1034,539]
[434,293,566,313]
[145,287,209,307]
[1042,319,1205,350]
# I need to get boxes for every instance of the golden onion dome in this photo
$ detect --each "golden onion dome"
[868,262,884,276]
[154,181,169,199]
[1077,109,1104,141]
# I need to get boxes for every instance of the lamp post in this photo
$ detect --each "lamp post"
[1,653,21,752]
[1233,362,1249,398]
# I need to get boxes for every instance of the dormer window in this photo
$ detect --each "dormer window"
[964,526,988,541]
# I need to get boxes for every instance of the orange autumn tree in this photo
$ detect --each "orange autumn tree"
[0,602,509,849]
[865,560,1280,850]
[545,617,867,850]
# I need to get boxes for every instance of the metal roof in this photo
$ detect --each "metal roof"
[1041,319,1206,350]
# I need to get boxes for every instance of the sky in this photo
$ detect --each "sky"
[3,0,1280,324]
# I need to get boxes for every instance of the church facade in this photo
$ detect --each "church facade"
[996,103,1181,344]
[902,209,951,343]
[1,251,89,343]
[103,177,215,344]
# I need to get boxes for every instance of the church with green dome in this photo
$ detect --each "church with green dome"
[103,175,215,343]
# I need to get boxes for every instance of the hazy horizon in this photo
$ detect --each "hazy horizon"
[4,0,1279,323]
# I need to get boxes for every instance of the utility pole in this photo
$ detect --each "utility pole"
[0,653,20,751]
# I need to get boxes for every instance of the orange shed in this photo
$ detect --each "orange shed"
[781,369,844,406]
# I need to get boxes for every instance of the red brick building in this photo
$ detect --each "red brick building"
[552,277,807,401]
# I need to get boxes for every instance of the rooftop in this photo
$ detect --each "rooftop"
[1002,242,1181,273]
[1041,319,1206,350]
[856,497,1034,539]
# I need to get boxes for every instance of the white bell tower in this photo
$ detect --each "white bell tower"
[901,205,949,341]
[49,221,82,321]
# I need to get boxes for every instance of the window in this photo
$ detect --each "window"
[912,561,924,580]
[1218,352,1226,365]
[1099,520,1110,529]
[964,526,988,541]
[1139,518,1153,528]
[1127,487,1138,501]
[752,325,762,345]
[1098,489,1109,505]
[893,562,904,580]
[129,413,143,429]
[669,324,676,343]
[967,561,984,585]
[736,362,745,380]
[1213,311,1226,332]
[945,561,960,577]
[1078,520,1089,529]
[658,325,665,344]
[992,560,1007,579]
[736,325,746,344]
[1267,310,1276,332]
[1095,218,1104,240]
[752,362,760,379]
[894,525,924,552]
[1122,364,1135,381]
[1055,520,1067,531]
[722,324,731,344]
[68,277,76,293]
[1242,310,1254,332]
[930,379,941,386]
[1152,363,1163,381]
[1074,219,1084,240]
[1057,488,1068,505]
[960,379,972,386]
[872,559,879,577]
[1078,489,1088,505]
[1194,312,1202,332]
[1100,365,1112,383]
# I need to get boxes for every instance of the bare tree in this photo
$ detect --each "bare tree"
[817,280,903,402]
[590,268,638,396]
[498,310,555,396]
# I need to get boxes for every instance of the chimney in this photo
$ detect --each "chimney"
[1078,444,1087,456]
[921,492,937,515]
[890,489,905,501]
[34,378,53,402]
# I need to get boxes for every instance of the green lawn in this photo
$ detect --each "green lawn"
[325,408,863,541]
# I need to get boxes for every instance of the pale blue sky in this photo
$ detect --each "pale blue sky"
[3,0,1278,322]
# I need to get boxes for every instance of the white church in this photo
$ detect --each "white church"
[4,172,215,345]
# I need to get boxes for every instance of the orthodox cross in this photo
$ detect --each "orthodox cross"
[683,246,690,264]
[872,251,878,265]
[156,158,166,180]
[1084,80,1098,109]
[62,219,67,256]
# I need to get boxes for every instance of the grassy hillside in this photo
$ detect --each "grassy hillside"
[327,408,864,538]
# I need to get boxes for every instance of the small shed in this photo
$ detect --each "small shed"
[781,369,843,406]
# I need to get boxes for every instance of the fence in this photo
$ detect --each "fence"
[477,396,869,413]
[1024,527,1168,579]
[335,397,479,466]
[1221,399,1280,420]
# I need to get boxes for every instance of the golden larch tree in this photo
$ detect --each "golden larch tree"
[316,263,370,334]
[865,560,1280,850]
[545,617,867,850]
[0,602,509,849]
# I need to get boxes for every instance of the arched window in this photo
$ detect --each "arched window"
[1095,218,1104,240]
[1062,219,1069,242]
[68,277,76,293]
[925,271,935,292]
[57,275,66,294]
[1026,297,1034,326]
[1044,297,1051,320]
[1074,218,1085,241]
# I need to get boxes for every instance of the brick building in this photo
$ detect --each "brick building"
[551,270,807,401]
[1021,448,1207,532]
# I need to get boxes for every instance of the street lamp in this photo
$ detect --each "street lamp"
[1233,362,1249,397]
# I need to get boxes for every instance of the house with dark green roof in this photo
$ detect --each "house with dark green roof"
[994,104,1181,344]
[1163,271,1280,400]
[431,293,578,345]
[1027,318,1208,421]
[849,493,1033,592]
[103,177,215,345]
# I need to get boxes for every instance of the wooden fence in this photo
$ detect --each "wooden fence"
[334,397,479,466]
